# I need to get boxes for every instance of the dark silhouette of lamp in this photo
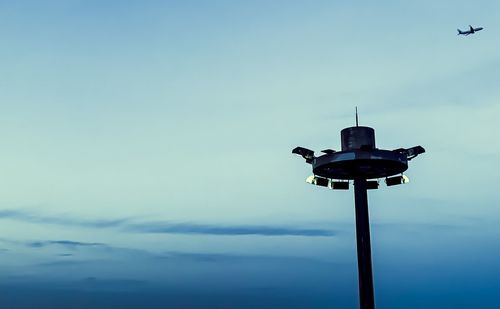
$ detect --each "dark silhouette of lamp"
[292,114,425,309]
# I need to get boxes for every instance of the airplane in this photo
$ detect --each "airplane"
[457,25,483,35]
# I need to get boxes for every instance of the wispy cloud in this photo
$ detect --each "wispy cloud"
[2,236,332,271]
[26,240,107,249]
[0,209,127,228]
[0,209,335,237]
[37,260,89,267]
[126,222,335,236]
[157,251,332,264]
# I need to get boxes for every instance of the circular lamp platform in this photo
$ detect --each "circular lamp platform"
[312,149,408,180]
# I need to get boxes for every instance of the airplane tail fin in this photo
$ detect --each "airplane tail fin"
[457,29,462,35]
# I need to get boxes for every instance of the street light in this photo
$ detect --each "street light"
[292,119,424,309]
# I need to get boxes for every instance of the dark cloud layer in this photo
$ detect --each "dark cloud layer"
[158,251,333,264]
[127,222,335,236]
[0,209,335,237]
[37,260,89,267]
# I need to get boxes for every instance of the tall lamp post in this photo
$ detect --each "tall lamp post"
[292,119,425,309]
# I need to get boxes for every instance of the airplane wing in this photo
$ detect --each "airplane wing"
[469,25,474,31]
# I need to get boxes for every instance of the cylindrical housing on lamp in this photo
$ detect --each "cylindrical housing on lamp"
[341,126,376,151]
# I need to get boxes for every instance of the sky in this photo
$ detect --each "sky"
[1,1,500,308]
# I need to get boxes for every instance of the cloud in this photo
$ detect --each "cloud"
[37,260,88,267]
[57,253,74,257]
[0,209,127,228]
[3,237,333,271]
[26,240,107,249]
[127,222,335,236]
[374,222,460,230]
[0,209,336,237]
[157,251,332,264]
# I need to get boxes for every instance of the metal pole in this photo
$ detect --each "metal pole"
[353,178,375,309]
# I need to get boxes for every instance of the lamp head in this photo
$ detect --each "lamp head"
[292,146,315,163]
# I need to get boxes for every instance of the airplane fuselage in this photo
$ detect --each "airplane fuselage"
[458,25,483,36]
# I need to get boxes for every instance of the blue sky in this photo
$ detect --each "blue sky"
[1,1,500,308]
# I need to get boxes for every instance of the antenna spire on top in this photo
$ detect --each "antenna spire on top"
[355,107,359,127]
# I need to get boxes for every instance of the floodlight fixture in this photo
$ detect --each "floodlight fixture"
[385,175,409,186]
[405,146,425,160]
[314,177,329,187]
[393,146,426,161]
[331,181,349,190]
[292,146,315,163]
[366,180,379,190]
[305,175,329,187]
[305,175,315,184]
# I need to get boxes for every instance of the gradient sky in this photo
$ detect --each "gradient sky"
[1,1,500,308]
